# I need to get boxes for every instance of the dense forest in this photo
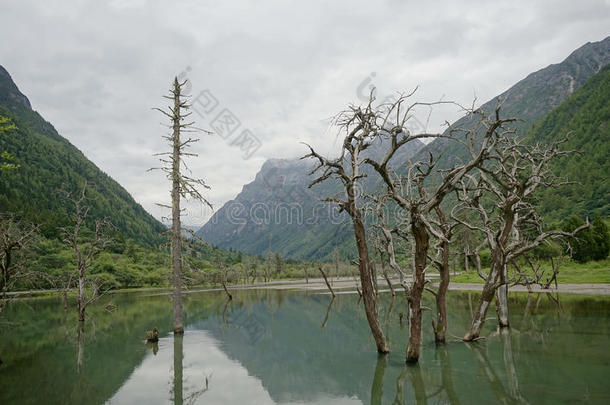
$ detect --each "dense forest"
[527,64,610,220]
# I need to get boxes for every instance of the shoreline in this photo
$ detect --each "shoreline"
[6,275,610,300]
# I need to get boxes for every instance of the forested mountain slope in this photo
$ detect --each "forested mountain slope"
[526,64,610,220]
[0,65,165,245]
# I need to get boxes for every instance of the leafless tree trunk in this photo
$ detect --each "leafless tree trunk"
[406,217,428,362]
[318,266,335,297]
[428,206,455,344]
[433,238,450,343]
[496,279,510,328]
[60,183,111,322]
[456,136,590,341]
[173,334,184,405]
[360,96,516,362]
[219,263,233,301]
[544,257,560,289]
[76,321,85,374]
[151,77,212,334]
[221,278,233,301]
[302,104,389,353]
[381,260,395,297]
[352,207,387,352]
[170,81,185,334]
[370,260,379,297]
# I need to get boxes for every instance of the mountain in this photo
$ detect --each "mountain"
[526,64,610,220]
[0,65,165,245]
[198,138,424,260]
[198,37,610,259]
[414,36,610,169]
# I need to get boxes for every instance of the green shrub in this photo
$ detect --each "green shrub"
[563,215,610,262]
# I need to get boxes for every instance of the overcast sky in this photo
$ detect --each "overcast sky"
[1,0,608,226]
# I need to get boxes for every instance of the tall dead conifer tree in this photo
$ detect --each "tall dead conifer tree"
[151,77,212,334]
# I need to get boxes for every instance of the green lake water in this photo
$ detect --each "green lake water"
[0,289,609,404]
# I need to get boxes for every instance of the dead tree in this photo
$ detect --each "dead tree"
[151,77,212,334]
[370,194,411,295]
[60,183,112,322]
[510,255,561,291]
[302,95,390,353]
[0,214,38,314]
[221,274,233,301]
[375,249,395,297]
[362,95,515,362]
[173,333,184,404]
[427,206,458,344]
[454,136,590,340]
[318,266,335,297]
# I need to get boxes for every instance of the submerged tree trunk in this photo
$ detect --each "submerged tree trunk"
[406,217,428,363]
[464,260,502,341]
[173,334,184,405]
[432,206,450,344]
[371,260,379,297]
[465,210,514,341]
[318,266,335,297]
[76,321,85,373]
[496,285,510,328]
[77,266,86,322]
[353,212,389,354]
[171,79,184,335]
[434,238,450,344]
[221,277,233,301]
[496,263,510,328]
[383,267,395,297]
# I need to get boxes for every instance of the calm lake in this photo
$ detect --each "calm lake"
[0,288,609,404]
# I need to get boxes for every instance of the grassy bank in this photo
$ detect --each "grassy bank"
[452,259,610,284]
